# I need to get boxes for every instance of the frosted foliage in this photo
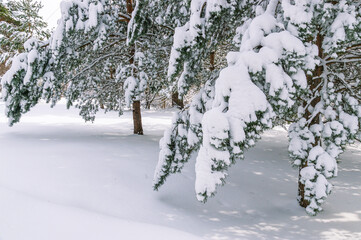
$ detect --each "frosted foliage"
[156,0,360,215]
[261,31,306,56]
[281,0,359,54]
[331,12,356,40]
[1,38,50,125]
[1,53,27,86]
[281,0,317,25]
[234,13,312,111]
[124,77,137,107]
[207,113,229,150]
[23,39,40,84]
[188,0,230,41]
[326,7,357,51]
[206,0,229,18]
[51,0,107,55]
[308,146,337,178]
[240,13,277,50]
[2,38,41,87]
[288,121,315,166]
[339,111,359,135]
[189,0,205,40]
[195,25,283,199]
[195,109,230,202]
[167,0,234,95]
[163,7,318,204]
[153,80,215,190]
[300,165,332,215]
[168,23,190,78]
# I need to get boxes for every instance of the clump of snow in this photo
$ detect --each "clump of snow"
[167,23,190,78]
[124,76,137,107]
[308,146,338,178]
[339,111,359,135]
[330,12,356,42]
[240,13,277,51]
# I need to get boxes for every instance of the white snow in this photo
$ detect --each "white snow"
[214,65,269,122]
[339,111,359,135]
[240,13,277,51]
[124,76,137,106]
[168,23,190,77]
[308,146,338,178]
[281,0,314,25]
[1,53,28,86]
[1,100,361,239]
[195,109,230,201]
[189,0,205,41]
[330,12,356,41]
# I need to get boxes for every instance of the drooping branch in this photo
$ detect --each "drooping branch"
[326,56,361,65]
[119,12,131,22]
[68,52,123,83]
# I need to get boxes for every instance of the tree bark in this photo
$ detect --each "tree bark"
[99,102,105,109]
[209,51,215,71]
[298,162,309,208]
[172,91,184,109]
[132,100,143,135]
[126,0,133,16]
[298,32,324,208]
[126,0,143,135]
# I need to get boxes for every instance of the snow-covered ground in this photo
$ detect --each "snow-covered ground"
[0,100,360,240]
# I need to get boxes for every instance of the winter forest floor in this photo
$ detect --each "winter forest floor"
[0,100,360,240]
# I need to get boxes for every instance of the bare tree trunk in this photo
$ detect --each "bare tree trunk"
[170,52,215,109]
[129,45,143,134]
[171,91,184,109]
[298,32,323,208]
[126,0,143,135]
[209,51,215,71]
[132,100,143,135]
[99,102,105,109]
[145,101,151,109]
[298,162,309,207]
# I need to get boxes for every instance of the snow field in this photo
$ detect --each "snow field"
[0,100,360,240]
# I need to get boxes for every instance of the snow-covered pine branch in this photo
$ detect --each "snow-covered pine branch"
[155,0,361,215]
[2,0,173,133]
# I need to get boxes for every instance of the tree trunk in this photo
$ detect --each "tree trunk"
[125,0,143,135]
[126,0,133,15]
[298,162,309,207]
[209,51,215,71]
[99,102,105,109]
[132,100,143,135]
[172,91,184,109]
[298,32,324,208]
[145,101,151,109]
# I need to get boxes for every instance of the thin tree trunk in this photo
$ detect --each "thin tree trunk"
[145,101,151,109]
[298,32,324,208]
[298,162,309,207]
[132,100,143,135]
[129,45,143,134]
[209,51,215,71]
[99,102,105,109]
[171,91,184,109]
[126,0,143,135]
[171,51,215,109]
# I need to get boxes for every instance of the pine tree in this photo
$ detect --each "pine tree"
[130,1,254,186]
[1,0,171,134]
[164,0,252,97]
[154,0,361,215]
[284,0,361,215]
[0,0,49,112]
[127,0,190,108]
[0,0,49,67]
